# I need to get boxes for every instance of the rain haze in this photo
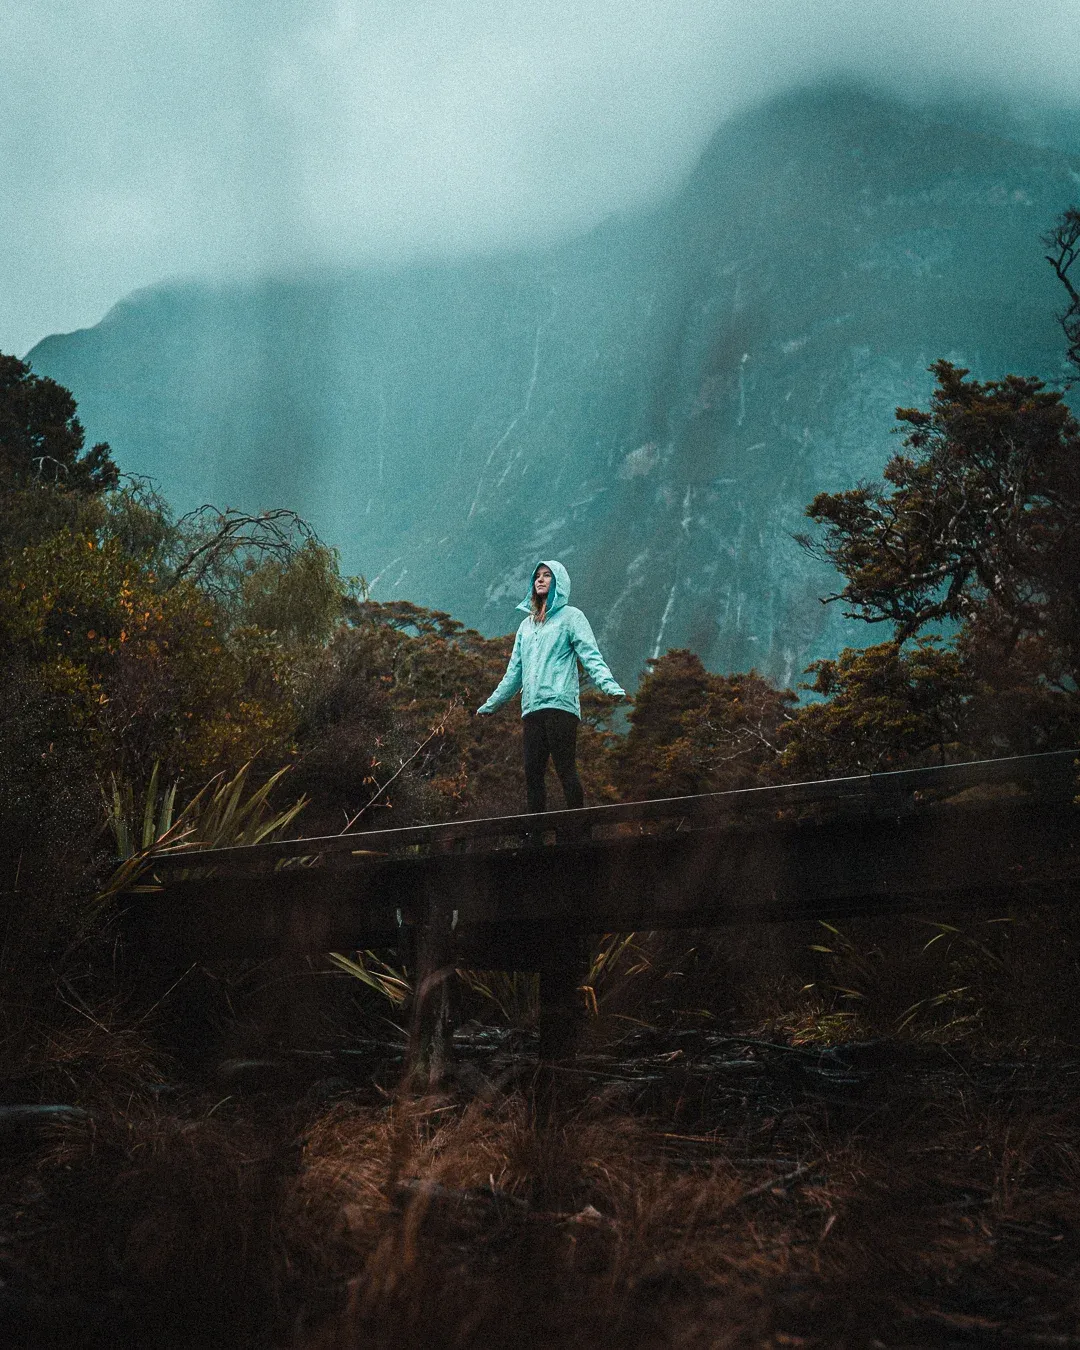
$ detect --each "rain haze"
[4,0,1080,356]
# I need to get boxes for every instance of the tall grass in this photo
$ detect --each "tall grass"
[9,1044,1078,1349]
[5,887,1080,1348]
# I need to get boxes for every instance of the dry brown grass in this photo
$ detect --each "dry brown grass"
[4,895,1080,1349]
[3,1044,1080,1349]
[286,1070,1080,1349]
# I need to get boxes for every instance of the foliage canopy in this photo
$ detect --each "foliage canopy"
[0,353,117,497]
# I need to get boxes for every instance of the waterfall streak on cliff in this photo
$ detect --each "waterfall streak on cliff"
[651,579,680,661]
[468,295,553,518]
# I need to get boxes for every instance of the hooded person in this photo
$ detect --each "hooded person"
[476,560,625,813]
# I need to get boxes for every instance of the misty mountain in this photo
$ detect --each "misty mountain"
[27,88,1080,688]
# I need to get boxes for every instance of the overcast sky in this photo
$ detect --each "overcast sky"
[3,0,1080,356]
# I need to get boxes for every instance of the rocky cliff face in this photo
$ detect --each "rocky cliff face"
[28,88,1079,688]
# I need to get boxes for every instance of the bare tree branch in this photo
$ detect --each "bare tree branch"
[1044,206,1080,375]
[167,506,315,594]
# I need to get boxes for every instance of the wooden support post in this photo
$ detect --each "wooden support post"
[537,933,588,1061]
[404,878,458,1092]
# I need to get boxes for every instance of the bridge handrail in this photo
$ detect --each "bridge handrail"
[150,749,1078,873]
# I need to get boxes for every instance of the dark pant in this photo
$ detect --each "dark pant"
[523,709,584,813]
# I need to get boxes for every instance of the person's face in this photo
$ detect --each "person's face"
[534,565,553,598]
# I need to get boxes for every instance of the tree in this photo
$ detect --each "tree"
[1,530,299,781]
[787,207,1080,768]
[798,202,1080,717]
[1044,205,1080,380]
[0,353,117,495]
[616,649,794,798]
[616,650,712,798]
[239,537,351,645]
[781,639,978,779]
[797,360,1080,757]
[801,361,1080,663]
[654,669,796,795]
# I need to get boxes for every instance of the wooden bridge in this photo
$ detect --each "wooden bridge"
[129,750,1080,1079]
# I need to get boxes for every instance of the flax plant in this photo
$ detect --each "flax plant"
[326,950,411,1006]
[331,933,652,1027]
[98,760,307,902]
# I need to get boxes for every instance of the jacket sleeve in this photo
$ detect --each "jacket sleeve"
[477,628,524,712]
[569,611,625,697]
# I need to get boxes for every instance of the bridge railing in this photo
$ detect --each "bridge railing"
[150,749,1078,878]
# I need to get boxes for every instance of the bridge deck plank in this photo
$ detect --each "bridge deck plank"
[151,750,1079,874]
[127,795,1080,968]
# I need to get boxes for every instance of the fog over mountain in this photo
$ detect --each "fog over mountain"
[4,1,1080,354]
[28,87,1080,686]
[10,4,1080,681]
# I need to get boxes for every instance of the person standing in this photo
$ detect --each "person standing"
[476,560,625,813]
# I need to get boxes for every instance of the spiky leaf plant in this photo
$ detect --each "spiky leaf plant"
[98,761,307,901]
[326,950,411,1006]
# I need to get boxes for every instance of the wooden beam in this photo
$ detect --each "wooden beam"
[126,798,1080,972]
[151,750,1079,875]
[404,875,458,1090]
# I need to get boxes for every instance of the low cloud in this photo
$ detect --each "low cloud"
[3,0,1079,353]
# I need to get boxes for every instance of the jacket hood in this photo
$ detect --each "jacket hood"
[517,559,571,616]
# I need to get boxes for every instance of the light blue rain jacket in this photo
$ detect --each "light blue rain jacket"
[477,560,625,719]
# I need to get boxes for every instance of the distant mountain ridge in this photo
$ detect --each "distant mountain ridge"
[28,87,1080,687]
